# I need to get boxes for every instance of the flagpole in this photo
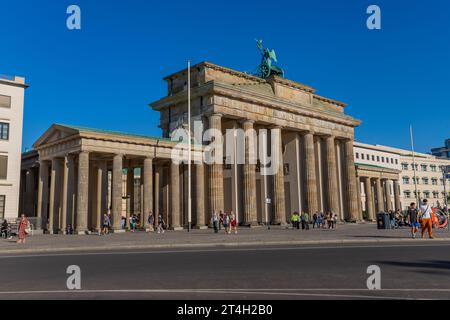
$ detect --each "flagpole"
[188,60,192,232]
[410,125,419,206]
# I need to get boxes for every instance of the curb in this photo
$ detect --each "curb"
[1,237,450,255]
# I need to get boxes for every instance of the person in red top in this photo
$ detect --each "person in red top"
[230,211,238,234]
[17,214,29,244]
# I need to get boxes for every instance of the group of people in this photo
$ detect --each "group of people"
[407,199,434,239]
[211,211,238,234]
[290,211,338,230]
[1,214,30,244]
[101,212,167,235]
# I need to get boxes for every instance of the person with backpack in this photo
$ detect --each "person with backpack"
[211,211,219,233]
[419,199,433,239]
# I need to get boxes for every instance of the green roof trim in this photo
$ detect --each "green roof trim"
[55,123,173,142]
[54,124,203,147]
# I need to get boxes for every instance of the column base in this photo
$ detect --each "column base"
[193,225,208,230]
[242,222,260,228]
[169,226,184,231]
[112,229,126,233]
[76,230,88,235]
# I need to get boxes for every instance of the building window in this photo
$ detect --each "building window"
[423,191,430,198]
[390,158,394,164]
[395,159,398,165]
[431,165,437,172]
[0,95,11,109]
[0,156,7,180]
[0,195,4,219]
[422,178,429,185]
[381,157,384,162]
[356,153,359,159]
[377,156,380,162]
[0,123,9,140]
[433,191,439,199]
[372,155,375,161]
[421,165,428,172]
[402,177,410,184]
[402,163,409,170]
[432,178,438,185]
[404,191,411,198]
[361,154,364,160]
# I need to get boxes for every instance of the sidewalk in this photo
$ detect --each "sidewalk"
[1,223,450,254]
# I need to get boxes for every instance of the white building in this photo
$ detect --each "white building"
[0,75,28,220]
[354,141,450,214]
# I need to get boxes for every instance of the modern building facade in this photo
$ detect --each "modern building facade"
[0,75,27,220]
[431,139,450,159]
[354,142,450,217]
[19,62,362,233]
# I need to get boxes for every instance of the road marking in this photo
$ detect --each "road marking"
[0,243,449,259]
[0,288,427,300]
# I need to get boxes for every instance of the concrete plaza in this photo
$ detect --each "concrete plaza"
[1,223,450,255]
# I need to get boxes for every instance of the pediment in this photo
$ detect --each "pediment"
[33,124,80,149]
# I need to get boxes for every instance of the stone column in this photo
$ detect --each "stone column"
[25,169,35,217]
[195,163,206,228]
[154,165,162,219]
[37,161,49,228]
[60,155,72,233]
[384,179,393,212]
[273,127,286,225]
[76,151,89,234]
[364,177,375,221]
[170,162,182,230]
[242,120,257,226]
[344,139,359,222]
[375,178,384,213]
[95,161,107,232]
[208,113,224,216]
[143,157,153,230]
[393,180,402,211]
[48,158,62,233]
[356,176,363,221]
[111,154,123,232]
[304,132,318,215]
[325,135,340,216]
[126,164,135,228]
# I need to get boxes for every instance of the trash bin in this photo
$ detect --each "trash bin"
[376,213,385,229]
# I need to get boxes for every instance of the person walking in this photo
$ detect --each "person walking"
[312,213,318,229]
[326,211,333,229]
[223,212,230,234]
[300,212,306,230]
[230,212,238,234]
[291,212,300,230]
[102,213,111,235]
[17,214,30,244]
[211,211,219,233]
[304,212,310,230]
[219,211,224,231]
[407,202,419,238]
[332,213,338,229]
[157,214,165,234]
[147,212,154,232]
[419,199,433,239]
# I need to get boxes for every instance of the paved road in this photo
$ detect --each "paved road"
[0,242,449,299]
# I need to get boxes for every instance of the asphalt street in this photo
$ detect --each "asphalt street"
[0,243,449,299]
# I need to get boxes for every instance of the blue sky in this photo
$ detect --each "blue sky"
[1,0,449,153]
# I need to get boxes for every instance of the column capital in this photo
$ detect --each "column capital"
[206,112,223,119]
[240,119,255,126]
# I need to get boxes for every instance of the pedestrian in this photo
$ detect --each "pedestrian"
[147,212,154,232]
[419,199,433,239]
[157,214,165,234]
[320,212,326,228]
[407,202,419,238]
[219,211,224,231]
[332,213,338,229]
[304,212,310,230]
[230,212,238,234]
[130,214,138,232]
[312,213,318,228]
[211,211,219,233]
[17,214,30,244]
[326,211,333,229]
[291,212,300,230]
[1,219,8,239]
[300,212,306,230]
[102,213,111,235]
[223,212,230,234]
[389,210,395,229]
